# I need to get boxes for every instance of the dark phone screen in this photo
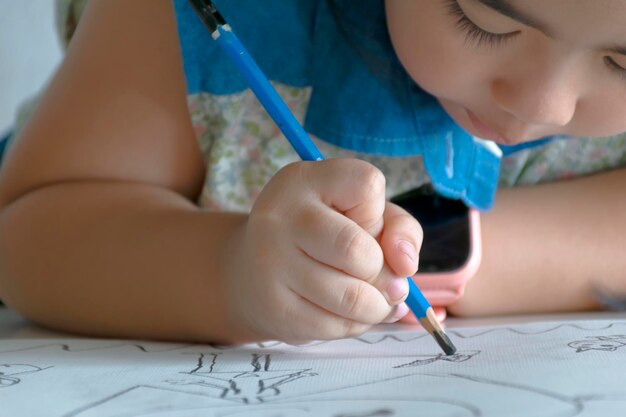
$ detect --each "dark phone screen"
[391,185,471,273]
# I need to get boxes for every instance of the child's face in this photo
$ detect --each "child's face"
[386,0,626,145]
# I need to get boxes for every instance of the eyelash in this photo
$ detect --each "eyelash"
[445,0,626,83]
[605,57,626,82]
[444,0,518,48]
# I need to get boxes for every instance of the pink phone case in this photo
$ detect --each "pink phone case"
[401,209,482,323]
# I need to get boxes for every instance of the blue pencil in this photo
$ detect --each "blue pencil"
[189,0,456,355]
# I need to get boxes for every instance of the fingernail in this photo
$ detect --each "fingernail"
[391,302,410,321]
[397,240,418,270]
[387,278,409,302]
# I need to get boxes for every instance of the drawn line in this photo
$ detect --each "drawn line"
[354,334,430,344]
[0,343,196,355]
[449,322,626,339]
[275,396,481,417]
[191,353,206,374]
[449,373,583,416]
[186,353,221,374]
[63,385,144,417]
[273,371,444,405]
[63,384,237,417]
[256,322,626,349]
[251,354,263,372]
[0,364,53,375]
[335,409,394,417]
[0,376,20,388]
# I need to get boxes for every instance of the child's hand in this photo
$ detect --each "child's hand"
[224,159,422,343]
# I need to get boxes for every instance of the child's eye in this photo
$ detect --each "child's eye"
[605,56,626,82]
[445,0,519,48]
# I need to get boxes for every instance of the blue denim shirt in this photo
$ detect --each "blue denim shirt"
[173,0,551,210]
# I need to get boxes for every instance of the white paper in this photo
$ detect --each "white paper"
[1,320,626,417]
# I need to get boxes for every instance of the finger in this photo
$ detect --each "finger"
[382,302,410,323]
[287,253,392,324]
[372,264,410,306]
[379,202,423,277]
[293,206,410,304]
[292,205,384,282]
[280,288,372,341]
[300,159,387,237]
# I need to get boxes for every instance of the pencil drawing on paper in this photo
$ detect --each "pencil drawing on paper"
[165,352,318,404]
[0,364,50,388]
[568,335,626,352]
[1,320,626,417]
[334,409,394,417]
[393,351,480,368]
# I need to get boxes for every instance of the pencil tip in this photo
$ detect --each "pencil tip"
[433,330,457,356]
[418,308,457,355]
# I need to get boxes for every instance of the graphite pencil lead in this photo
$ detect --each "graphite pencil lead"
[433,329,457,356]
[418,308,457,356]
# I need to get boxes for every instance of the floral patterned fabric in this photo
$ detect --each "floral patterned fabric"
[186,85,626,211]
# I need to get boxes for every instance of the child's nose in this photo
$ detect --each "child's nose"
[491,62,579,129]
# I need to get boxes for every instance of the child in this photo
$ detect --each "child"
[0,0,625,344]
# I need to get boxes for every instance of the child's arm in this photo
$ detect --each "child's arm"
[0,0,421,343]
[0,0,237,342]
[449,167,626,316]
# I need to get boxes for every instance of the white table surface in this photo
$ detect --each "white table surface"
[2,306,625,341]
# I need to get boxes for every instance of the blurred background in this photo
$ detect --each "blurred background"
[0,1,62,136]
